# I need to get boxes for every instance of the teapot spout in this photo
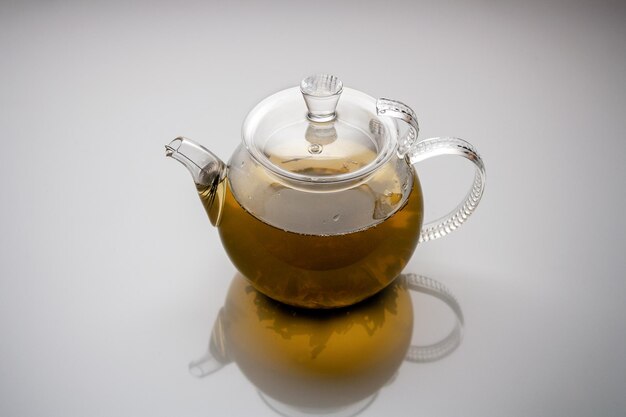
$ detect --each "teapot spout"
[165,137,227,226]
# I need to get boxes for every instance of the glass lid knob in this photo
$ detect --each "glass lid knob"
[300,74,343,122]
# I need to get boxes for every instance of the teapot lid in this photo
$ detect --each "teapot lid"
[242,74,398,184]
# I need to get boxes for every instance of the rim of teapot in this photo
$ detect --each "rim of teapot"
[241,86,400,186]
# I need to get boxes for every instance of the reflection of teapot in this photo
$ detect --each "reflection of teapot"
[166,74,485,308]
[190,273,463,417]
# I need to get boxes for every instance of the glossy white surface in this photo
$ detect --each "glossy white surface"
[1,1,625,416]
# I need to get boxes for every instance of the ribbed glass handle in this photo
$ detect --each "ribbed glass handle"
[377,98,486,243]
[407,137,486,243]
[376,98,419,156]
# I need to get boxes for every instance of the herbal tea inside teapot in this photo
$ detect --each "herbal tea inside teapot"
[165,74,485,308]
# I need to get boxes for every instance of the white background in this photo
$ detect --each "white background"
[1,1,625,416]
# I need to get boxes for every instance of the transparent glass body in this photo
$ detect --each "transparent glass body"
[165,74,486,308]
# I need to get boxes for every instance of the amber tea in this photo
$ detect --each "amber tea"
[198,166,423,308]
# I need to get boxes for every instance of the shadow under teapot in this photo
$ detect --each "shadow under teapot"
[190,272,463,416]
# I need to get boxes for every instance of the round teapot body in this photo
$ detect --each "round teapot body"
[213,145,423,308]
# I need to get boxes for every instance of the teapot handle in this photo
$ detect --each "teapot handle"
[377,98,486,243]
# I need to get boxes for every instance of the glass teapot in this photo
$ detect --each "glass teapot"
[165,74,485,308]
